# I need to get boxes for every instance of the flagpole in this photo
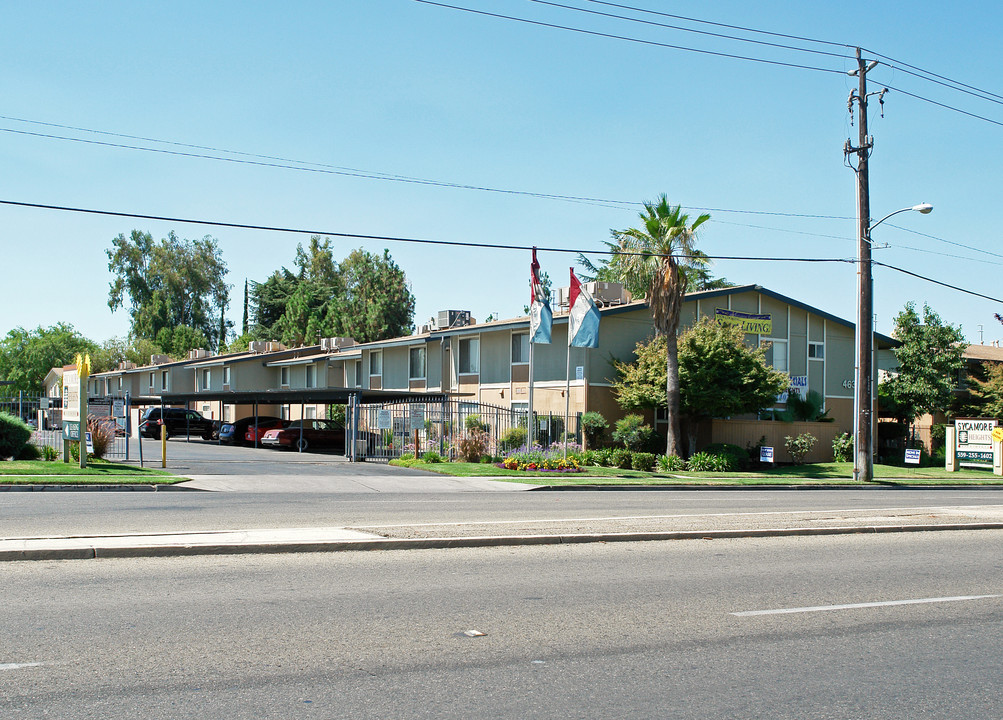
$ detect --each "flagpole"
[527,340,535,448]
[565,327,571,462]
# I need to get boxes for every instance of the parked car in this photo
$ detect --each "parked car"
[260,418,346,452]
[138,407,217,440]
[218,415,285,445]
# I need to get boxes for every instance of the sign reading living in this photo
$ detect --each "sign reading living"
[715,308,772,335]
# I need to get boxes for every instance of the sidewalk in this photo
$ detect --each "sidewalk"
[3,505,1002,562]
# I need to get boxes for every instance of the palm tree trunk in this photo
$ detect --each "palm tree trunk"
[665,329,681,456]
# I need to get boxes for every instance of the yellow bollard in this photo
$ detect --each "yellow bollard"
[161,423,167,468]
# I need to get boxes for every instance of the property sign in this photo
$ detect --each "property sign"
[777,375,808,404]
[113,399,125,418]
[409,407,425,432]
[955,418,997,467]
[760,446,774,463]
[63,369,80,422]
[63,421,80,440]
[715,308,772,335]
[904,449,922,465]
[376,409,392,430]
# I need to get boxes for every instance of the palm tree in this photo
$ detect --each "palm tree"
[612,195,710,457]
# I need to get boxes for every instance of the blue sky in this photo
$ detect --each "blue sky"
[2,1,1001,346]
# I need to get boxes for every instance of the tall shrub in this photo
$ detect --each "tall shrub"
[0,412,32,460]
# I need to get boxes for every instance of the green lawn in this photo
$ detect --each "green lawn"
[0,459,182,484]
[390,459,1002,486]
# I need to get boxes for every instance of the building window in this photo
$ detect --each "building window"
[223,366,231,386]
[149,372,155,390]
[306,364,315,388]
[459,338,479,374]
[117,377,123,391]
[305,406,317,419]
[201,369,211,391]
[808,342,824,359]
[369,351,382,376]
[280,366,290,387]
[409,347,426,380]
[355,360,363,388]
[512,333,529,364]
[161,371,169,391]
[764,339,788,373]
[280,405,289,420]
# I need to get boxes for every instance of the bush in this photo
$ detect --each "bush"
[464,414,488,432]
[420,450,444,463]
[593,448,613,467]
[930,424,947,454]
[0,412,32,460]
[657,454,687,472]
[702,443,749,470]
[500,426,527,450]
[612,414,653,452]
[832,432,853,462]
[784,432,818,465]
[609,448,632,469]
[457,428,489,462]
[631,452,656,472]
[687,452,732,472]
[580,411,609,449]
[41,444,59,462]
[15,442,42,461]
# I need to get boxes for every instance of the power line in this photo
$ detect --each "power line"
[0,197,854,264]
[413,1,846,75]
[882,83,1003,128]
[864,47,1003,104]
[524,0,851,60]
[3,197,1000,304]
[885,222,1003,260]
[0,118,853,220]
[585,0,850,49]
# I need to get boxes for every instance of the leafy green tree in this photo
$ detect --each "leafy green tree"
[155,325,210,359]
[881,302,965,431]
[250,268,299,338]
[91,336,164,373]
[328,248,415,343]
[614,317,788,455]
[604,196,710,457]
[959,362,1003,418]
[106,230,231,351]
[0,324,98,394]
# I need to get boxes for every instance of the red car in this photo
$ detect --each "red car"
[244,418,289,445]
[260,419,345,452]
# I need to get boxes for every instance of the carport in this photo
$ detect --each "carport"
[160,388,448,460]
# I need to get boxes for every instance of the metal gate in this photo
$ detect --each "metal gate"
[347,398,581,462]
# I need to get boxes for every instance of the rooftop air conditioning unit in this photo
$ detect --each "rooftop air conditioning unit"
[265,341,286,352]
[188,348,209,360]
[118,361,136,371]
[150,354,171,365]
[585,281,627,307]
[322,337,356,351]
[248,341,268,353]
[437,310,471,329]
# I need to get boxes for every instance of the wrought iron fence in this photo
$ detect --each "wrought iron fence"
[347,398,581,462]
[0,391,131,459]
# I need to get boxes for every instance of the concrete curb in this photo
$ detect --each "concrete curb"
[4,521,1002,562]
[0,483,198,492]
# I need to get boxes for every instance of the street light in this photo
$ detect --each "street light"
[854,202,933,483]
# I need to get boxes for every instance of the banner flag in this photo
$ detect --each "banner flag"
[568,270,600,348]
[529,248,552,344]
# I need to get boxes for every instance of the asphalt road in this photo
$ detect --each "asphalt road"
[4,487,1003,538]
[2,530,1000,719]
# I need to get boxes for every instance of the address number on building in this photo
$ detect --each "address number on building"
[842,379,855,390]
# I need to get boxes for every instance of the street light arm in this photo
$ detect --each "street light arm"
[868,203,934,234]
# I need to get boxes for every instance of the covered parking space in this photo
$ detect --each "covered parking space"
[160,388,448,461]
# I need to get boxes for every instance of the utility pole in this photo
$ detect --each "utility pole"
[845,47,881,483]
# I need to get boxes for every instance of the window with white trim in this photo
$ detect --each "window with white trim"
[149,372,155,391]
[763,339,788,373]
[808,342,824,359]
[369,351,382,376]
[459,338,479,374]
[355,360,363,388]
[280,366,290,387]
[305,406,317,419]
[201,369,211,391]
[511,333,529,364]
[409,347,426,380]
[223,366,231,385]
[305,364,315,388]
[161,370,169,391]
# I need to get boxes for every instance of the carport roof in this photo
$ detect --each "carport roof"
[159,387,447,405]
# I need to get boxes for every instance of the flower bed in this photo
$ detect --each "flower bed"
[501,443,584,473]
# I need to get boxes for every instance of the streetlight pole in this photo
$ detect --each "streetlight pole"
[846,48,933,483]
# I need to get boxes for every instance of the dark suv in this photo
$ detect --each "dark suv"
[139,407,217,440]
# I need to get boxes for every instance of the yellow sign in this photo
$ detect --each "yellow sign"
[992,427,1003,443]
[715,308,772,335]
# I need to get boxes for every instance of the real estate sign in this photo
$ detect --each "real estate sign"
[955,418,997,467]
[62,369,80,423]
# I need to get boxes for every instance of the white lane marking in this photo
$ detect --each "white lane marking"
[732,594,1002,616]
[0,662,45,671]
[357,505,1002,529]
